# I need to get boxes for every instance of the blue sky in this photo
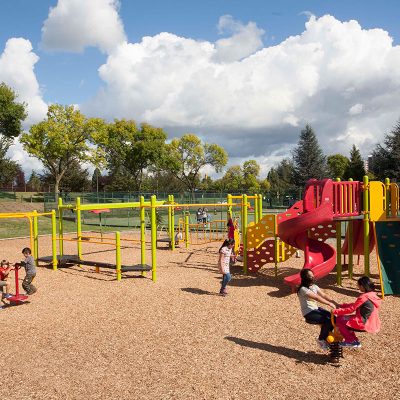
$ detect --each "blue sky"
[1,0,400,175]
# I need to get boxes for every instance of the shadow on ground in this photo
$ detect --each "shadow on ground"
[181,287,219,296]
[225,336,334,366]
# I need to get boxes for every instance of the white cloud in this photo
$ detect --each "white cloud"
[0,38,47,127]
[349,103,363,115]
[81,14,400,174]
[41,0,126,53]
[0,38,47,174]
[213,15,265,62]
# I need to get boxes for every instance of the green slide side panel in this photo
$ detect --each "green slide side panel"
[375,221,400,295]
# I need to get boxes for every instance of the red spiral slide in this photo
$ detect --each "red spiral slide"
[277,179,337,288]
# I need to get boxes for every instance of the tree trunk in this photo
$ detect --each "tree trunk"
[54,176,61,204]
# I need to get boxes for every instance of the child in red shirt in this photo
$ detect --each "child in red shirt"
[0,260,12,300]
[333,276,381,348]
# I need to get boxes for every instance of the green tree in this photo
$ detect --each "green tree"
[260,178,271,193]
[27,170,42,191]
[220,166,244,192]
[242,159,261,192]
[0,83,27,185]
[327,154,349,180]
[20,104,104,198]
[344,145,365,181]
[92,167,102,192]
[0,82,27,153]
[370,120,400,180]
[96,120,167,192]
[40,160,91,192]
[164,134,227,195]
[0,158,20,188]
[292,124,327,187]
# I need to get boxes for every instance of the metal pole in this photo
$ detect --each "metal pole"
[58,197,64,256]
[76,197,82,261]
[336,221,342,286]
[242,194,248,274]
[185,214,190,248]
[116,231,121,281]
[171,194,175,251]
[33,210,39,267]
[150,195,157,282]
[140,195,146,276]
[51,210,58,271]
[363,175,370,276]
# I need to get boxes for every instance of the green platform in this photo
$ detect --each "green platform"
[375,221,400,295]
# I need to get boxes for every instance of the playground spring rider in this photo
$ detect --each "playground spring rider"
[7,263,29,304]
[326,313,343,364]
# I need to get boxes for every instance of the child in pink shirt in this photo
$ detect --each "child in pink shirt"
[333,276,381,348]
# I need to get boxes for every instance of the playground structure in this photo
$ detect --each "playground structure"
[44,194,260,281]
[245,176,400,297]
[0,210,58,268]
[3,177,400,295]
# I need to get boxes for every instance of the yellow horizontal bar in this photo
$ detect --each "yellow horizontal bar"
[157,202,242,208]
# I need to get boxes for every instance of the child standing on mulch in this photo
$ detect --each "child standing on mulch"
[21,248,37,295]
[218,239,235,296]
[333,276,381,349]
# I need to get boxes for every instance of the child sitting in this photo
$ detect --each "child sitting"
[21,248,37,295]
[0,260,12,300]
[333,276,381,349]
[297,268,338,350]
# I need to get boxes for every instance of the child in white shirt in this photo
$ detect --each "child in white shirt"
[218,239,235,296]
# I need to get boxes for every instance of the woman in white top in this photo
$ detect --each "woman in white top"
[218,239,235,296]
[297,268,338,350]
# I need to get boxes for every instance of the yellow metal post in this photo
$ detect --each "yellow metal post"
[140,196,146,276]
[254,195,259,223]
[171,195,175,251]
[363,175,370,276]
[58,197,64,256]
[385,178,390,217]
[76,197,82,261]
[185,214,190,248]
[116,231,121,281]
[168,195,172,239]
[242,194,248,274]
[150,195,157,282]
[51,210,58,271]
[227,194,232,219]
[33,210,39,266]
[258,194,263,219]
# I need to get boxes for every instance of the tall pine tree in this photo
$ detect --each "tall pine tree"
[344,145,365,181]
[370,120,400,180]
[292,124,327,187]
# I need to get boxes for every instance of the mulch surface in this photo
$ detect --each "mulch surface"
[0,233,399,400]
